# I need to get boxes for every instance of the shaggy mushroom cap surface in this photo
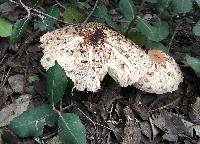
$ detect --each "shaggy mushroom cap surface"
[134,50,183,94]
[40,22,183,94]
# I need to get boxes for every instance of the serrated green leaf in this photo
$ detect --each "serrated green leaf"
[58,113,86,144]
[171,0,193,14]
[38,5,60,31]
[0,16,12,37]
[145,40,169,53]
[136,16,169,42]
[77,2,91,9]
[9,18,28,44]
[47,63,68,104]
[126,31,147,46]
[63,7,84,23]
[186,55,200,78]
[195,0,200,7]
[193,20,200,36]
[8,104,58,138]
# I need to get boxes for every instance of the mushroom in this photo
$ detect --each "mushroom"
[40,22,183,94]
[134,50,183,94]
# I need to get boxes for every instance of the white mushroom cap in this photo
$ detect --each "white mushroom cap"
[134,50,183,94]
[40,22,183,94]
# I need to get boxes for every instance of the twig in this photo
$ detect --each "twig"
[0,67,11,87]
[55,0,66,9]
[168,22,182,50]
[62,103,75,111]
[11,30,42,59]
[9,0,73,25]
[149,98,180,112]
[81,0,99,28]
[19,0,31,19]
[77,107,112,131]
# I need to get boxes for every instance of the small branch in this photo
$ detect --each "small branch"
[81,0,99,28]
[77,107,112,131]
[19,0,31,19]
[9,0,73,25]
[55,0,66,10]
[168,22,182,50]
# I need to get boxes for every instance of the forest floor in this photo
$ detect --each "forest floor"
[0,0,200,144]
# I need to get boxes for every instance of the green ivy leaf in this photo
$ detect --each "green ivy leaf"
[193,20,200,36]
[58,113,86,144]
[0,16,12,37]
[186,55,200,78]
[145,40,169,53]
[46,63,68,105]
[136,16,169,42]
[8,104,58,138]
[38,5,60,31]
[63,7,84,23]
[9,18,28,44]
[171,0,193,14]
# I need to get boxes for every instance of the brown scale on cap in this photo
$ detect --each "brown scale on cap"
[148,49,165,64]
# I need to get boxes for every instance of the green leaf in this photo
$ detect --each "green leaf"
[93,4,119,30]
[126,31,147,46]
[8,104,58,138]
[193,20,200,36]
[145,40,169,53]
[31,0,39,7]
[63,7,84,23]
[194,0,200,7]
[46,63,68,104]
[119,0,136,33]
[58,113,86,144]
[69,0,78,5]
[27,74,39,83]
[77,2,91,9]
[38,5,60,31]
[157,0,172,12]
[171,0,193,14]
[136,16,169,42]
[9,18,28,44]
[186,55,200,78]
[119,0,136,20]
[153,20,169,41]
[145,0,158,3]
[0,16,12,37]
